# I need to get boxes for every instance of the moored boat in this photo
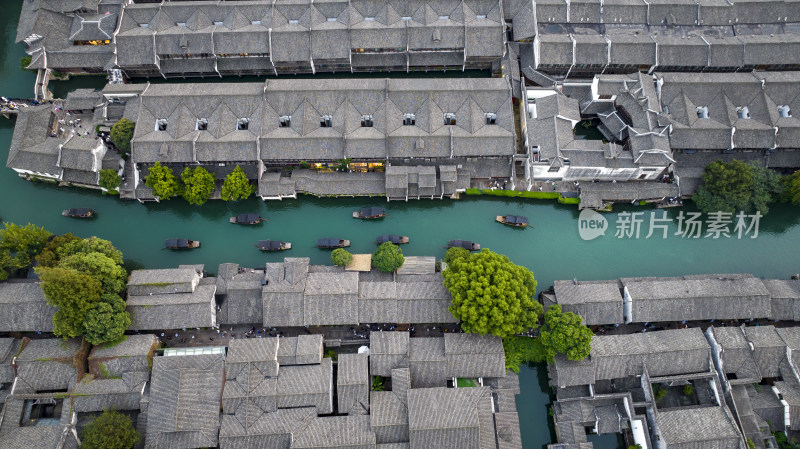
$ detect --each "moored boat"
[376,235,410,245]
[62,208,95,218]
[496,215,529,228]
[256,240,292,251]
[447,240,481,251]
[230,213,263,225]
[353,207,386,219]
[164,238,200,249]
[317,238,351,248]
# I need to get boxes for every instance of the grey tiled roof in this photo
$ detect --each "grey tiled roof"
[444,333,506,380]
[64,89,102,111]
[0,281,57,332]
[552,280,624,325]
[127,283,217,330]
[128,268,200,296]
[6,105,61,177]
[371,390,409,444]
[71,371,149,412]
[654,407,741,449]
[145,354,224,449]
[407,386,494,449]
[292,415,376,449]
[88,333,159,378]
[276,358,333,414]
[15,338,81,393]
[370,332,410,377]
[277,335,323,366]
[337,353,370,415]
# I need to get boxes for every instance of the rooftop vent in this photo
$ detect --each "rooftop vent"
[696,106,709,119]
[778,105,792,118]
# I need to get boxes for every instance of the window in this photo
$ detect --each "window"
[361,115,373,127]
[403,113,415,126]
[196,118,208,131]
[476,14,487,19]
[320,115,333,127]
[279,115,292,127]
[237,118,249,130]
[176,22,186,27]
[444,112,456,125]
[696,106,709,119]
[364,17,375,21]
[401,16,412,21]
[778,105,792,118]
[213,21,224,26]
[156,118,168,131]
[485,112,497,125]
[288,19,299,24]
[736,106,750,119]
[139,23,149,28]
[251,20,262,25]
[327,17,337,22]
[439,15,450,20]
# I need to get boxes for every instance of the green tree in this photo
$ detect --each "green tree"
[0,223,52,280]
[782,170,800,206]
[57,237,124,265]
[371,376,385,391]
[749,162,785,215]
[444,247,470,265]
[535,305,593,362]
[693,160,754,213]
[181,166,216,205]
[36,233,81,268]
[220,165,255,201]
[144,162,180,201]
[444,249,542,338]
[99,169,122,192]
[37,267,102,338]
[372,242,404,273]
[331,248,353,267]
[110,118,135,154]
[502,336,539,373]
[83,294,131,346]
[59,252,127,295]
[79,409,140,449]
[20,56,32,71]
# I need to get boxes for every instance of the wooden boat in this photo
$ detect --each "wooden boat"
[448,240,481,251]
[164,238,200,249]
[317,238,351,249]
[353,207,386,219]
[230,213,263,225]
[496,215,529,228]
[62,208,95,218]
[256,240,292,251]
[376,235,410,245]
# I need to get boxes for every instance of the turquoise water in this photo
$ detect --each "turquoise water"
[2,2,799,448]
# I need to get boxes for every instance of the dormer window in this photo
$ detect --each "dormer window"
[196,118,208,131]
[361,115,373,127]
[444,113,456,125]
[320,115,333,127]
[139,23,149,28]
[326,17,337,22]
[237,118,249,130]
[439,15,450,20]
[401,16,412,21]
[251,20,261,25]
[778,105,792,118]
[485,112,497,125]
[736,106,750,119]
[696,106,709,119]
[213,21,224,26]
[279,115,292,127]
[403,113,415,126]
[288,19,299,24]
[476,14,487,19]
[156,118,168,131]
[364,17,375,21]
[176,22,186,27]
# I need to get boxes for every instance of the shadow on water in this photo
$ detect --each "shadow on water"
[516,363,557,449]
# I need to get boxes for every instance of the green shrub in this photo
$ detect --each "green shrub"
[331,248,353,267]
[99,169,122,191]
[683,384,694,396]
[79,410,140,449]
[19,56,32,71]
[372,242,404,273]
[372,376,385,391]
[465,188,576,203]
[558,196,581,205]
[653,384,668,401]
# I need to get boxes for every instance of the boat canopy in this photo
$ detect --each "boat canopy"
[165,238,190,248]
[506,215,529,224]
[377,235,401,244]
[66,208,92,215]
[318,238,341,247]
[449,240,474,249]
[236,213,261,222]
[257,240,282,250]
[359,207,385,217]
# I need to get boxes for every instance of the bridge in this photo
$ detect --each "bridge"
[0,97,51,118]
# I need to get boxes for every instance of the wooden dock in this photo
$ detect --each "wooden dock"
[396,256,436,275]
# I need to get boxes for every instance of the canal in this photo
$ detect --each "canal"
[2,3,800,448]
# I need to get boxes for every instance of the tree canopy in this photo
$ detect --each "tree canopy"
[37,267,103,338]
[444,247,470,265]
[181,166,216,205]
[84,294,131,346]
[79,409,140,449]
[144,162,181,201]
[694,160,784,214]
[221,165,255,201]
[783,170,800,207]
[110,118,135,154]
[444,249,541,338]
[0,223,51,280]
[534,305,593,362]
[36,233,80,268]
[99,169,122,192]
[372,242,405,273]
[59,252,127,295]
[58,237,124,265]
[331,248,353,267]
